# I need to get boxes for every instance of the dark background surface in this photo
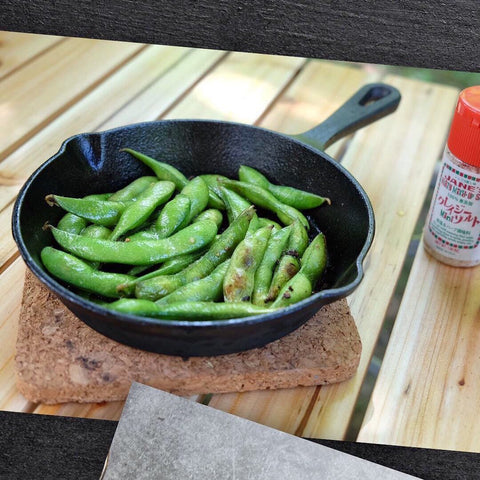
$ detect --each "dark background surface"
[1,411,479,480]
[1,0,480,477]
[1,0,480,72]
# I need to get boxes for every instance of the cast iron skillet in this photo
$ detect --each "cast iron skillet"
[12,83,401,356]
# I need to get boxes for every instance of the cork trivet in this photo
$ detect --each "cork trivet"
[15,270,362,404]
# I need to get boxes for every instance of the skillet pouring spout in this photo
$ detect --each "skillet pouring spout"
[12,83,401,356]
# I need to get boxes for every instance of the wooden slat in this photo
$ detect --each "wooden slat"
[0,362,35,414]
[34,402,125,421]
[0,203,16,269]
[0,37,143,159]
[163,51,305,123]
[98,48,227,131]
[208,75,459,440]
[0,31,62,79]
[357,242,480,452]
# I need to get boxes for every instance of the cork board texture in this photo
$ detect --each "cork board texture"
[15,270,361,404]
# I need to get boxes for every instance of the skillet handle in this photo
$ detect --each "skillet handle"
[294,83,401,151]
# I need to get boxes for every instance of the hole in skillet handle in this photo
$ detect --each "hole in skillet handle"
[359,85,393,106]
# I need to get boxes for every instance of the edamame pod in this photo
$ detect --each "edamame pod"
[217,187,251,222]
[193,209,223,228]
[121,148,189,190]
[154,194,191,239]
[252,226,291,306]
[219,179,309,229]
[48,219,218,265]
[56,191,114,234]
[41,247,134,299]
[266,221,309,302]
[180,176,210,223]
[120,249,208,296]
[109,181,175,241]
[239,165,330,209]
[108,176,158,202]
[46,195,127,227]
[272,233,327,308]
[80,224,112,269]
[223,225,273,302]
[83,193,112,201]
[156,260,230,304]
[217,187,279,231]
[199,174,230,209]
[57,213,88,234]
[107,299,276,319]
[256,217,281,230]
[135,206,255,300]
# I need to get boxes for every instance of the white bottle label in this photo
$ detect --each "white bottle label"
[424,153,480,262]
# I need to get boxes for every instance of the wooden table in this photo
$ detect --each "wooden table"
[1,31,477,454]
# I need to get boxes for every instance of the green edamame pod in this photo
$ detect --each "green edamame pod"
[80,224,112,269]
[108,176,158,202]
[154,194,191,238]
[199,174,230,209]
[271,233,327,308]
[57,213,88,234]
[146,249,207,276]
[239,165,330,209]
[41,247,134,299]
[56,189,116,234]
[217,187,251,222]
[121,148,189,190]
[46,195,127,227]
[129,206,222,243]
[270,273,312,308]
[252,226,291,306]
[266,221,309,302]
[180,176,210,223]
[156,260,230,304]
[120,249,208,296]
[256,217,281,230]
[223,225,273,302]
[193,209,223,228]
[245,213,261,236]
[109,181,175,241]
[83,193,112,201]
[106,299,276,319]
[48,219,218,265]
[135,206,255,301]
[219,179,309,229]
[81,225,112,238]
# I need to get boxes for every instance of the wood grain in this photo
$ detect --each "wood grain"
[358,245,480,453]
[0,37,143,159]
[163,52,305,122]
[1,1,479,72]
[0,31,62,79]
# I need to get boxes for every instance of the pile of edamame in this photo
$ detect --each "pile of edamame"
[41,148,329,321]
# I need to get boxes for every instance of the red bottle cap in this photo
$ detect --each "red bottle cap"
[447,86,480,168]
